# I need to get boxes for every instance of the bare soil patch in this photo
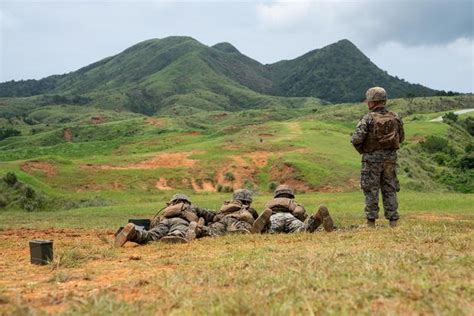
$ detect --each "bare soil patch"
[145,118,166,128]
[21,161,58,178]
[155,178,173,191]
[269,162,312,192]
[82,151,202,171]
[63,128,73,142]
[90,116,106,124]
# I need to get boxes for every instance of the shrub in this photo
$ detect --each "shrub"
[3,172,17,186]
[268,182,278,191]
[223,186,233,193]
[216,184,223,192]
[224,172,235,181]
[0,127,21,141]
[442,112,458,123]
[459,154,474,170]
[420,136,450,154]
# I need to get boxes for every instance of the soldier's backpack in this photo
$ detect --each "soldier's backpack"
[213,200,254,224]
[265,197,307,221]
[363,111,401,152]
[152,202,199,225]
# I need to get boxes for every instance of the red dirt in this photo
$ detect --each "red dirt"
[90,116,106,124]
[145,118,166,128]
[216,151,271,190]
[0,228,171,314]
[21,161,58,178]
[82,151,202,171]
[269,162,312,193]
[155,178,173,191]
[63,128,72,142]
[410,136,426,143]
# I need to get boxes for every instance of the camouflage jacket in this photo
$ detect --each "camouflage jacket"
[351,107,405,162]
[151,204,216,229]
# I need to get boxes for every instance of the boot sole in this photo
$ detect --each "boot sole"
[114,223,135,248]
[251,208,272,234]
[318,206,334,232]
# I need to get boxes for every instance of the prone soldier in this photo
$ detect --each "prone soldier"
[114,193,215,247]
[251,184,334,234]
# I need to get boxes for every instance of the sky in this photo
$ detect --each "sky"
[1,0,473,92]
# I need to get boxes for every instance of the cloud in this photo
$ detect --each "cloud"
[368,37,474,92]
[255,0,474,47]
[256,0,312,29]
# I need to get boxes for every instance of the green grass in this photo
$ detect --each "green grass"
[0,192,472,315]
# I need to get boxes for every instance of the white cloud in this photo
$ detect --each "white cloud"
[368,38,474,93]
[256,0,313,30]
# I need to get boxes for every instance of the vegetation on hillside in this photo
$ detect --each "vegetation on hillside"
[0,37,438,116]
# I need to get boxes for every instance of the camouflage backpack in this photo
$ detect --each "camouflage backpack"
[362,111,401,153]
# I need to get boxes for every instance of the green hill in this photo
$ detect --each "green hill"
[0,37,438,116]
[269,39,435,102]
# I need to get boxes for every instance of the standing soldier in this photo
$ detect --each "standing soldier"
[351,87,405,227]
[114,193,215,247]
[202,189,259,236]
[251,184,334,234]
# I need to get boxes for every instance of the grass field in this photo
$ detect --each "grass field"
[0,95,473,314]
[0,191,473,315]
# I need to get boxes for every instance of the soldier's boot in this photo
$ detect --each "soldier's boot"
[367,219,376,228]
[114,223,137,247]
[184,221,198,241]
[316,205,334,232]
[389,220,398,228]
[251,208,272,234]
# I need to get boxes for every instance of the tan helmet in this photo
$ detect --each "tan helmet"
[233,189,253,204]
[169,193,191,205]
[274,184,295,198]
[366,87,387,102]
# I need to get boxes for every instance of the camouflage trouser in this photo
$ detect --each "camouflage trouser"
[361,160,400,220]
[267,213,307,233]
[203,216,252,237]
[132,217,190,244]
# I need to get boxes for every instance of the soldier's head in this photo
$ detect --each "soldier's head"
[274,184,295,199]
[169,193,191,205]
[365,87,387,110]
[233,189,253,206]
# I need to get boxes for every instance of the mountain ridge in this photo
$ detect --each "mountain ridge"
[0,36,438,115]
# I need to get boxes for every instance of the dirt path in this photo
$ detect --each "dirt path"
[21,161,58,178]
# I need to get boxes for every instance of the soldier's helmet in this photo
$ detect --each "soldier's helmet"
[233,189,253,204]
[169,193,191,205]
[366,87,387,102]
[274,184,295,198]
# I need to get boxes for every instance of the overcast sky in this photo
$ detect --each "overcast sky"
[1,0,473,92]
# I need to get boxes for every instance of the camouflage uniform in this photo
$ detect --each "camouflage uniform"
[261,185,324,233]
[351,87,405,222]
[133,205,215,244]
[128,194,215,244]
[202,189,259,236]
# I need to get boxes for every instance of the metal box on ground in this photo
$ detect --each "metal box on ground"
[29,240,53,265]
[128,219,150,230]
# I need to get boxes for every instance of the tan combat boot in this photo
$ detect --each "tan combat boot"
[250,208,272,233]
[114,223,137,247]
[315,205,334,232]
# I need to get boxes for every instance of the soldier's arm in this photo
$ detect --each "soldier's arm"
[193,206,216,224]
[248,207,259,219]
[351,114,370,146]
